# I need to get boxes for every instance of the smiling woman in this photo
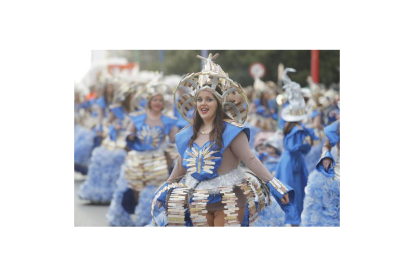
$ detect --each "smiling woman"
[151,54,298,227]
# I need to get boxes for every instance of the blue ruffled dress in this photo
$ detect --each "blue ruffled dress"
[301,121,340,226]
[107,112,176,226]
[77,104,128,203]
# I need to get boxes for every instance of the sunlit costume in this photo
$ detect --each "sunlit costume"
[151,54,296,227]
[78,82,132,203]
[106,83,178,226]
[301,102,340,227]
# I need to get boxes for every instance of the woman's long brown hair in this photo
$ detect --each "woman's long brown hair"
[121,93,134,113]
[189,88,231,151]
[283,121,301,136]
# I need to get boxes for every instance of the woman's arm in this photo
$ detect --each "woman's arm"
[230,131,273,182]
[230,131,290,204]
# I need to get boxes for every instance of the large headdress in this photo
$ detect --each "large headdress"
[173,53,249,124]
[112,82,138,104]
[281,68,307,122]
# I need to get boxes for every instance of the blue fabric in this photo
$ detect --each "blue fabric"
[74,164,88,175]
[178,122,250,182]
[95,96,107,109]
[174,105,192,130]
[275,124,311,225]
[327,108,340,124]
[301,170,340,226]
[324,121,340,148]
[251,197,286,227]
[78,146,126,203]
[121,188,137,214]
[154,182,169,210]
[74,124,95,166]
[263,155,280,176]
[254,99,278,119]
[310,110,320,119]
[134,185,161,226]
[110,105,125,123]
[106,166,136,226]
[316,150,336,177]
[305,138,325,174]
[127,113,177,151]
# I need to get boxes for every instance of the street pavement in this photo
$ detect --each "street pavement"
[74,180,111,227]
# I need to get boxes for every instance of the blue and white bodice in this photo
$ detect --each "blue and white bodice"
[316,120,340,177]
[107,104,130,141]
[176,120,250,182]
[126,112,177,152]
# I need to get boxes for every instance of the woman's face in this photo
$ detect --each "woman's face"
[149,94,164,112]
[196,90,218,122]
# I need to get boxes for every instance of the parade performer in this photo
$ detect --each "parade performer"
[74,90,96,177]
[106,83,178,226]
[78,82,133,203]
[262,131,283,176]
[151,54,295,227]
[275,68,313,226]
[247,78,278,132]
[301,102,340,227]
[74,84,101,177]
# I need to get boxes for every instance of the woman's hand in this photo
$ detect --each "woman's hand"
[281,193,289,204]
[322,158,332,170]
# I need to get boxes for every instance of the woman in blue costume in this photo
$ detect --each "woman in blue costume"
[275,68,314,226]
[74,91,95,175]
[107,84,178,226]
[301,102,340,227]
[74,86,101,177]
[151,54,296,227]
[78,81,133,203]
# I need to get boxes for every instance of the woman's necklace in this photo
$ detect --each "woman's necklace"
[201,125,213,134]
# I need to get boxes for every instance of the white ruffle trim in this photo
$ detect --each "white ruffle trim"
[185,167,245,194]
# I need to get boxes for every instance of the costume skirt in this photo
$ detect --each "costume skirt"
[151,168,285,227]
[107,149,168,226]
[74,124,95,167]
[301,157,340,226]
[78,142,126,203]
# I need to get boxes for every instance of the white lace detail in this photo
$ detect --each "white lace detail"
[185,167,245,194]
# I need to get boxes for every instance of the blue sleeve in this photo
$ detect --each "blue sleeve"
[316,150,336,177]
[266,178,297,219]
[284,128,311,154]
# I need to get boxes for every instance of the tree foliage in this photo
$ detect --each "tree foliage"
[114,50,339,88]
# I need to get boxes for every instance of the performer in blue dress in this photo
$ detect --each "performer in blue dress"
[275,68,314,226]
[301,102,340,227]
[247,78,278,133]
[78,81,133,203]
[106,83,178,226]
[151,53,296,227]
[74,84,101,177]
